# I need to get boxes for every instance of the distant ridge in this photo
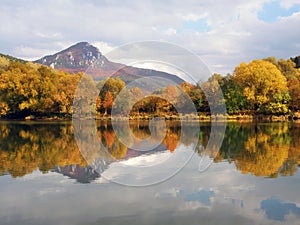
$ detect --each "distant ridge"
[291,56,300,68]
[0,53,27,64]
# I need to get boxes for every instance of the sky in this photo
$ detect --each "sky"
[0,0,300,75]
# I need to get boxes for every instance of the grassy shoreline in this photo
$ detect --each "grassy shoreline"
[2,113,298,122]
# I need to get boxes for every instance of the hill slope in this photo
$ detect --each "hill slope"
[0,53,27,64]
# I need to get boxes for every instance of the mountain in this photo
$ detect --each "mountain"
[34,42,184,84]
[34,42,108,74]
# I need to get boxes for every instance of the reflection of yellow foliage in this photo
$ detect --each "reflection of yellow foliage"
[129,121,181,152]
[130,122,151,140]
[289,147,300,165]
[0,124,9,138]
[235,131,289,176]
[107,139,127,160]
[289,133,300,165]
[103,130,115,148]
[97,121,182,157]
[213,151,224,163]
[162,129,180,153]
[96,124,128,160]
[0,124,87,177]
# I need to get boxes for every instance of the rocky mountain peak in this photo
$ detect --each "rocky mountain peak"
[34,42,107,72]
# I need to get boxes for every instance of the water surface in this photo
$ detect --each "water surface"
[0,121,299,225]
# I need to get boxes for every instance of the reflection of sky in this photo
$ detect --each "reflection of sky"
[0,153,300,225]
[182,189,214,206]
[261,197,300,221]
[155,188,215,206]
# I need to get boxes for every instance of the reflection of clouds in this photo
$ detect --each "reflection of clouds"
[155,188,215,208]
[231,185,256,192]
[39,188,65,196]
[120,151,171,167]
[155,187,179,198]
[223,197,244,208]
[100,144,195,186]
[179,201,207,211]
[18,170,45,181]
[261,197,300,221]
[183,189,214,206]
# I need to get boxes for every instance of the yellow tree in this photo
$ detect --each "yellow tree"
[233,60,288,112]
[0,56,9,69]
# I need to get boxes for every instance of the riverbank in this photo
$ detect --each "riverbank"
[94,113,300,122]
[2,112,300,122]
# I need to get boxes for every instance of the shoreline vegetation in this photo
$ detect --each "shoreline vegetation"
[1,55,300,122]
[0,113,299,122]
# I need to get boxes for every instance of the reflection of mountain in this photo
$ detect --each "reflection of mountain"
[52,157,112,183]
[53,164,100,184]
[53,144,172,183]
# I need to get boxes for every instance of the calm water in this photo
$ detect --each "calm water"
[0,121,300,225]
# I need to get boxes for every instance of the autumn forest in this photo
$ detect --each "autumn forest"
[0,55,300,119]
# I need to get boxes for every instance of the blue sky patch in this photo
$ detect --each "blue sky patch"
[182,18,211,32]
[258,1,299,23]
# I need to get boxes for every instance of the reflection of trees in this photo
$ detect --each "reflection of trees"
[162,126,180,152]
[218,123,300,177]
[0,123,86,177]
[284,123,300,176]
[97,121,182,156]
[2,121,300,178]
[217,123,250,162]
[235,137,289,177]
[98,125,127,160]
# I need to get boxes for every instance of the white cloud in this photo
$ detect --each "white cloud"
[178,13,208,21]
[132,61,189,81]
[280,0,300,9]
[0,0,299,75]
[92,41,115,54]
[164,28,177,36]
[13,46,53,60]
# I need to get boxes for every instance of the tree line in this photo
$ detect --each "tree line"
[0,55,300,118]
